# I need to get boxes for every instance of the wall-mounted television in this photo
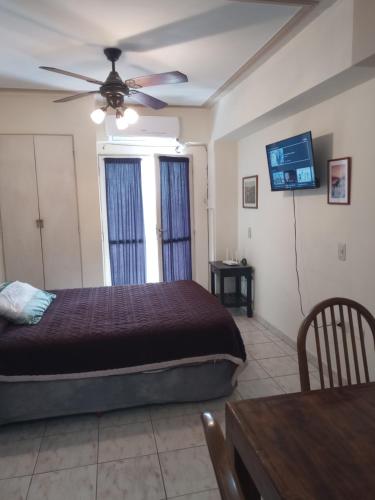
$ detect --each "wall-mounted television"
[266,131,318,191]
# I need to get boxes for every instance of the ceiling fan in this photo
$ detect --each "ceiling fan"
[40,47,188,129]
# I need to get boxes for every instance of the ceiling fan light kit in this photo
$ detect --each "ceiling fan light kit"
[40,47,188,131]
[115,109,129,130]
[90,107,107,125]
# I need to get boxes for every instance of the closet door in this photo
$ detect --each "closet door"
[34,135,82,289]
[0,135,44,288]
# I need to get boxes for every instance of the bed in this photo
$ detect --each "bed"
[0,280,246,424]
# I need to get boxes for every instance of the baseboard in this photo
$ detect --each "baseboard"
[253,312,320,371]
[254,313,345,385]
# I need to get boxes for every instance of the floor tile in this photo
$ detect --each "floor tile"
[170,490,221,500]
[238,360,270,381]
[258,356,299,377]
[291,354,318,372]
[0,420,45,445]
[0,476,31,499]
[246,342,286,359]
[159,446,217,498]
[274,340,297,356]
[153,414,205,453]
[28,464,96,500]
[99,421,156,463]
[150,401,201,421]
[97,454,165,500]
[0,438,41,479]
[198,390,241,413]
[249,320,268,331]
[45,414,98,436]
[235,317,265,332]
[233,316,251,327]
[238,378,285,399]
[230,308,247,317]
[35,429,97,474]
[275,373,321,393]
[310,371,338,389]
[273,374,302,393]
[240,329,272,345]
[99,406,150,428]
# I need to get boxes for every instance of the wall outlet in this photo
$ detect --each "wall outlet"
[248,227,252,239]
[338,243,346,261]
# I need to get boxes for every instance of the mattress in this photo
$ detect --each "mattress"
[0,280,246,381]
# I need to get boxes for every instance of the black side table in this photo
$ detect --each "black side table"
[209,261,253,317]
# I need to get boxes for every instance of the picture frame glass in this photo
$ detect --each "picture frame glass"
[328,158,350,204]
[243,176,258,208]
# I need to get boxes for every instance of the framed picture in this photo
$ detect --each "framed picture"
[327,157,351,205]
[243,175,258,209]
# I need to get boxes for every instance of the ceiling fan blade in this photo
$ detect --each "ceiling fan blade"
[130,91,168,109]
[126,71,188,88]
[39,66,104,86]
[54,91,100,103]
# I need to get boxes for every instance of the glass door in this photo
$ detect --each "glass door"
[158,156,192,282]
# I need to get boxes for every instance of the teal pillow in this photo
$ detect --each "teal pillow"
[0,281,56,325]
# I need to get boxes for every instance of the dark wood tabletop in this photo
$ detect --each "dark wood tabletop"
[226,383,375,500]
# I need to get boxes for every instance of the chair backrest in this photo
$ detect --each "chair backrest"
[297,297,375,391]
[201,412,246,500]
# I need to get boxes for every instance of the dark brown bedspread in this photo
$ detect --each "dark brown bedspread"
[0,281,245,377]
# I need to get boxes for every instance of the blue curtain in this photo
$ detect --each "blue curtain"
[159,156,192,282]
[105,158,146,285]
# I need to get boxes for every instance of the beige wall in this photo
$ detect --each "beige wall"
[211,0,354,141]
[352,0,375,64]
[208,0,361,269]
[207,0,375,343]
[212,140,238,260]
[238,76,375,342]
[0,91,210,287]
[0,91,103,286]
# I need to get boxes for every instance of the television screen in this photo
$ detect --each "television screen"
[266,131,318,191]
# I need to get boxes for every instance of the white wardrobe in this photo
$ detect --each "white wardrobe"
[0,135,83,289]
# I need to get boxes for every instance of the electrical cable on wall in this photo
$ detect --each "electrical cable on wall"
[292,190,306,317]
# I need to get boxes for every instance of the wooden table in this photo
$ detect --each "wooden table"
[226,383,375,500]
[209,261,253,317]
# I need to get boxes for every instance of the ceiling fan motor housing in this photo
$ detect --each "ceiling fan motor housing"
[100,73,130,109]
[101,48,130,109]
[103,47,122,63]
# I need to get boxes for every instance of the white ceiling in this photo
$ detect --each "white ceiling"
[0,0,300,106]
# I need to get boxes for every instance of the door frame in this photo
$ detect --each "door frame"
[98,153,196,285]
[155,154,196,282]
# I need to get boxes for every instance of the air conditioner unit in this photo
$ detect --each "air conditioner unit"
[105,115,180,141]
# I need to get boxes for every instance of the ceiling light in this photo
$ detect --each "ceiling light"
[90,107,106,124]
[115,110,128,130]
[123,107,139,124]
[116,116,129,130]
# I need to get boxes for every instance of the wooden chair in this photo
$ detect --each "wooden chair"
[297,297,375,391]
[201,412,246,500]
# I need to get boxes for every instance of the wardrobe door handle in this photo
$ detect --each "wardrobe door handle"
[36,219,44,229]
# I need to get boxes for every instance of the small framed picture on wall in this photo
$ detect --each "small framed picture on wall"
[242,175,258,209]
[327,157,351,205]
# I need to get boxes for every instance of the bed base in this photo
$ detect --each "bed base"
[0,360,237,425]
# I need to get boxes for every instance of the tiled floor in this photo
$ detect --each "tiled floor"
[0,311,312,500]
